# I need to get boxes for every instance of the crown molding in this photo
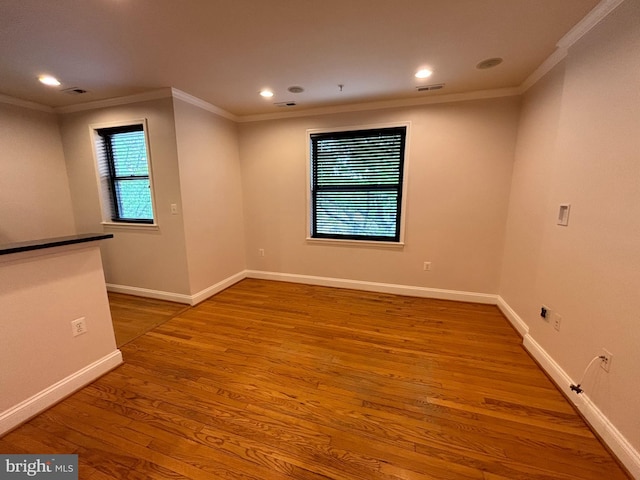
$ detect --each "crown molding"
[521,0,624,93]
[170,88,238,122]
[557,0,625,49]
[54,89,172,114]
[0,94,54,113]
[519,48,569,93]
[238,87,521,123]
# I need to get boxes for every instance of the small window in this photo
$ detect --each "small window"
[310,126,407,242]
[94,123,155,224]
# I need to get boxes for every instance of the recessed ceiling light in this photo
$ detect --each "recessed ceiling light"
[415,69,433,79]
[476,58,503,69]
[38,74,61,86]
[260,89,274,98]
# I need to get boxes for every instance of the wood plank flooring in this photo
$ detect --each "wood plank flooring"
[1,279,630,479]
[108,292,190,346]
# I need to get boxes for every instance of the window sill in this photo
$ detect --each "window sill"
[101,222,159,232]
[306,237,404,250]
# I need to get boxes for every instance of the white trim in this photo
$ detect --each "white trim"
[497,296,640,478]
[305,238,404,250]
[89,118,158,226]
[190,271,247,305]
[0,350,122,435]
[520,48,568,93]
[523,335,640,479]
[305,122,411,245]
[54,89,172,114]
[496,296,529,337]
[106,270,247,305]
[0,94,54,113]
[106,283,193,304]
[240,88,521,123]
[102,221,160,231]
[246,270,498,304]
[520,0,625,93]
[171,88,238,122]
[556,0,626,50]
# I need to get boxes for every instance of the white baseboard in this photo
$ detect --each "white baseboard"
[107,271,248,306]
[498,299,640,478]
[496,296,529,336]
[246,270,498,304]
[0,350,123,436]
[190,271,247,305]
[106,283,193,304]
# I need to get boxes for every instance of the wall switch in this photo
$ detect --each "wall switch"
[600,348,612,372]
[423,261,431,271]
[170,203,178,215]
[553,313,562,331]
[71,317,87,337]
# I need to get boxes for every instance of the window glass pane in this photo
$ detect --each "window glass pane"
[114,179,153,220]
[315,136,403,186]
[111,130,148,177]
[315,191,399,238]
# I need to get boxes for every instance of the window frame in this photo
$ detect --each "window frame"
[306,122,410,246]
[90,119,158,228]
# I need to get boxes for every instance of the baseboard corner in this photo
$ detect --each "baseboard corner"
[0,350,123,436]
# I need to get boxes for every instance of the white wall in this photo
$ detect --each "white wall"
[0,102,76,243]
[239,97,520,295]
[173,98,247,295]
[500,0,640,471]
[59,97,192,296]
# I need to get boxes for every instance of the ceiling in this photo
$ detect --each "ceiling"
[0,0,600,117]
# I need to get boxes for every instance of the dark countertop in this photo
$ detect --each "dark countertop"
[0,233,113,256]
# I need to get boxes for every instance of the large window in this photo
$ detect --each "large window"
[94,123,155,224]
[310,126,407,242]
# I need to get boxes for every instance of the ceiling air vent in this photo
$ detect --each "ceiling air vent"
[62,87,88,95]
[274,101,297,107]
[416,84,445,92]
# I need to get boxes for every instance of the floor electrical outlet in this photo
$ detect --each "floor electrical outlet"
[600,348,612,372]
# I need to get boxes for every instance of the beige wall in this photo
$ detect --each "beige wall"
[0,103,76,243]
[239,97,520,294]
[0,243,118,417]
[501,0,640,454]
[59,97,191,295]
[173,99,246,294]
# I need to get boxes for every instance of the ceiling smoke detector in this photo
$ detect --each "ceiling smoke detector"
[476,58,503,69]
[62,87,88,95]
[416,83,445,92]
[287,86,304,94]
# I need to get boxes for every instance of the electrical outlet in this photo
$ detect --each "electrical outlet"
[423,261,431,271]
[540,305,549,320]
[258,248,265,257]
[71,317,87,337]
[553,313,562,331]
[600,348,612,372]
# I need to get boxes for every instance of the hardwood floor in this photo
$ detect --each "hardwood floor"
[1,279,630,479]
[108,292,190,346]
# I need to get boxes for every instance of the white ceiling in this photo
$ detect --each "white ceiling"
[0,0,601,117]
